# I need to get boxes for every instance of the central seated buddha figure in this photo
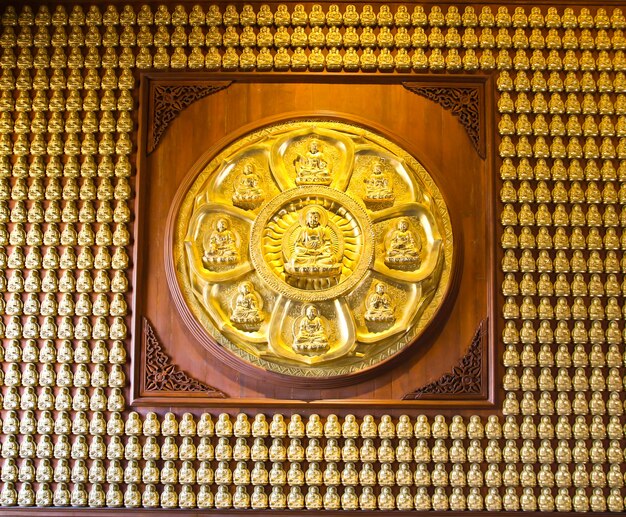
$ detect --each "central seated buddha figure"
[284,206,342,281]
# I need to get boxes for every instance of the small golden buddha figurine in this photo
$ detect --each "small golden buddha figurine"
[215,485,232,509]
[259,416,281,441]
[250,486,266,510]
[285,462,304,488]
[302,462,321,487]
[287,438,304,462]
[212,413,230,438]
[384,218,421,269]
[268,463,286,488]
[294,140,331,185]
[284,486,303,510]
[340,462,358,487]
[323,486,341,510]
[203,218,240,267]
[248,414,267,438]
[232,438,250,462]
[356,438,374,462]
[364,282,395,325]
[248,461,267,486]
[341,439,358,462]
[396,463,413,486]
[304,486,322,510]
[230,282,263,331]
[292,305,330,354]
[324,438,341,462]
[363,159,393,207]
[378,438,395,463]
[232,163,264,210]
[302,438,321,462]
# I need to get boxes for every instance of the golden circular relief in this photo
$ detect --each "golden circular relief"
[172,121,454,380]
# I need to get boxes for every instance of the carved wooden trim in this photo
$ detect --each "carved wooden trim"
[143,318,227,398]
[402,83,485,159]
[403,318,486,400]
[148,81,232,153]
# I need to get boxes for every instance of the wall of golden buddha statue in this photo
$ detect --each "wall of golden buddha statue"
[0,1,625,513]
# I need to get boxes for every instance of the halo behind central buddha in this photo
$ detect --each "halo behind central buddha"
[251,186,374,301]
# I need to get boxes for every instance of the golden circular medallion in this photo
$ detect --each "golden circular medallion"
[171,120,454,382]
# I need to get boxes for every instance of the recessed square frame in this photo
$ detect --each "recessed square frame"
[130,71,501,413]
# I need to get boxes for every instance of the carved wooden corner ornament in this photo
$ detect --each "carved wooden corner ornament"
[147,81,232,153]
[143,318,227,397]
[402,83,485,159]
[403,318,486,400]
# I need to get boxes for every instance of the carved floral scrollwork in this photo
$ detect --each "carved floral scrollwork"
[402,83,484,159]
[148,82,232,153]
[143,318,227,397]
[403,318,486,399]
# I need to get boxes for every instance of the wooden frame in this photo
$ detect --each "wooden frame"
[130,72,501,410]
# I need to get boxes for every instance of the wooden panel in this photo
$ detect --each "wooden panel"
[132,74,497,408]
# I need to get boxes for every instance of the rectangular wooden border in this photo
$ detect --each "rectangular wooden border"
[130,72,500,411]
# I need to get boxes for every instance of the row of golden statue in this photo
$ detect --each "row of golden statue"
[2,408,624,440]
[497,71,626,95]
[500,117,626,140]
[2,46,625,75]
[6,22,626,50]
[0,385,124,412]
[4,451,625,484]
[500,138,626,162]
[3,482,623,512]
[499,93,626,118]
[3,4,625,30]
[1,337,125,364]
[0,386,115,412]
[3,422,625,463]
[5,23,624,59]
[501,204,626,227]
[504,365,625,392]
[503,389,623,417]
[4,408,625,440]
[501,160,626,183]
[506,325,622,345]
[504,338,623,366]
[7,453,621,485]
[501,225,625,250]
[6,425,626,468]
[502,248,624,273]
[503,271,625,297]
[503,295,624,319]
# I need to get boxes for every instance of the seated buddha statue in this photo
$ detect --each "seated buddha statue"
[203,218,239,267]
[293,305,329,354]
[232,163,264,210]
[284,206,341,279]
[363,159,393,205]
[364,282,395,323]
[294,140,332,185]
[384,218,421,269]
[230,281,263,330]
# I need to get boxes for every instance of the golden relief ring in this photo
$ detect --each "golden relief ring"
[170,120,454,383]
[250,186,374,302]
